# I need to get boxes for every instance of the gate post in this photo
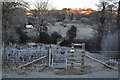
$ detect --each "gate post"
[69,43,75,69]
[81,44,85,73]
[48,46,52,66]
[65,50,68,69]
[71,47,74,68]
[82,43,85,50]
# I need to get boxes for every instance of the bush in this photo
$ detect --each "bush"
[86,37,100,51]
[15,25,28,43]
[61,26,77,46]
[67,26,77,43]
[3,25,20,44]
[39,31,51,44]
[51,32,62,44]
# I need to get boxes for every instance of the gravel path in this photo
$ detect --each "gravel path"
[2,70,118,78]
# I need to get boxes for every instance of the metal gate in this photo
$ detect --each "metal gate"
[50,43,85,69]
[51,46,67,68]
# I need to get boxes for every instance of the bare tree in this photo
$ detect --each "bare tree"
[117,0,120,25]
[96,0,108,11]
[2,1,28,27]
[96,0,120,51]
[30,0,53,43]
[32,0,51,32]
[2,1,29,44]
[96,0,108,50]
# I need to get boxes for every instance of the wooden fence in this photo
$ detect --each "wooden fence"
[2,43,119,70]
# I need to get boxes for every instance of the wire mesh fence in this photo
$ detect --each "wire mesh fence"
[85,51,119,69]
[2,43,69,68]
[2,43,49,67]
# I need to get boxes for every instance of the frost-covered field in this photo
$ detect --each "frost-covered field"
[48,22,96,40]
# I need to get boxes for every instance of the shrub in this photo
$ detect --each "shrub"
[67,26,77,43]
[15,25,28,43]
[51,32,62,44]
[39,31,51,44]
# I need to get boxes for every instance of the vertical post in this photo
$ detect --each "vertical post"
[3,42,4,48]
[15,43,16,47]
[48,46,51,66]
[65,50,68,69]
[71,49,74,68]
[10,42,12,47]
[3,42,7,66]
[57,42,59,46]
[57,39,60,46]
[81,50,85,74]
[51,49,53,67]
[82,43,85,50]
[72,43,74,48]
[47,47,49,65]
[70,43,74,68]
[9,42,10,46]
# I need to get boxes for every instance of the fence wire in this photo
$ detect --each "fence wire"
[85,51,119,69]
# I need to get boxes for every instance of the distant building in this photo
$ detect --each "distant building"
[26,25,34,29]
[25,25,39,41]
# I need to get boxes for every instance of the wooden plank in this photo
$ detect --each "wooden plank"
[17,55,48,68]
[67,57,80,59]
[67,60,81,63]
[67,53,80,56]
[85,54,118,70]
[67,64,81,67]
[53,65,67,69]
[73,44,82,46]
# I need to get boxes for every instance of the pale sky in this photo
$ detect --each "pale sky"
[28,0,99,10]
[50,0,99,10]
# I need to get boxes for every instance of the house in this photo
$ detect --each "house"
[25,25,39,41]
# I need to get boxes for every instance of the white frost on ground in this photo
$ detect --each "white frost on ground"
[48,22,95,40]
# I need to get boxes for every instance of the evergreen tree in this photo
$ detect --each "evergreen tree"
[51,32,62,44]
[67,26,77,44]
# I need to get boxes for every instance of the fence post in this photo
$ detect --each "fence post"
[81,50,85,73]
[65,50,68,69]
[48,46,51,66]
[69,44,75,68]
[3,42,7,66]
[82,43,85,50]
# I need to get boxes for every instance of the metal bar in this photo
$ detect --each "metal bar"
[81,50,85,72]
[17,55,48,69]
[85,54,118,70]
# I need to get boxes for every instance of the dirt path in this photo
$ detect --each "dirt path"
[2,70,118,78]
